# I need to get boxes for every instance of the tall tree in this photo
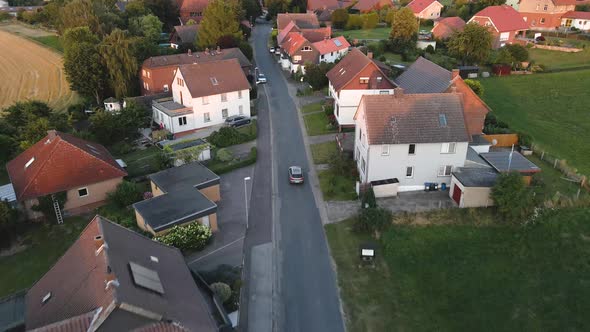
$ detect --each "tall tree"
[99,29,138,98]
[389,7,418,52]
[197,0,242,49]
[144,0,179,29]
[59,0,101,35]
[242,0,262,22]
[129,14,163,43]
[331,9,349,29]
[62,26,100,52]
[63,41,108,104]
[447,22,493,65]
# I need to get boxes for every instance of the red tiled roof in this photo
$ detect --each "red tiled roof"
[353,0,394,11]
[277,13,320,30]
[133,322,190,332]
[277,21,299,44]
[447,76,490,136]
[406,0,441,14]
[470,5,529,32]
[178,0,209,12]
[301,26,332,43]
[281,32,309,56]
[326,48,397,91]
[562,11,590,19]
[312,36,350,54]
[6,131,127,201]
[177,59,250,99]
[307,0,339,11]
[431,16,466,39]
[552,0,577,5]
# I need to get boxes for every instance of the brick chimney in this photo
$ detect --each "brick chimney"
[47,130,57,140]
[394,87,404,97]
[451,69,460,79]
[367,52,373,59]
[187,49,192,56]
[216,46,221,53]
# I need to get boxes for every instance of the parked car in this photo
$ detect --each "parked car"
[288,166,304,184]
[225,115,251,127]
[269,47,275,53]
[256,73,267,84]
[274,48,281,55]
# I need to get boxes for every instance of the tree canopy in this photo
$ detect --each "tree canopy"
[197,0,243,48]
[99,29,139,98]
[331,9,349,29]
[389,7,418,52]
[447,22,493,65]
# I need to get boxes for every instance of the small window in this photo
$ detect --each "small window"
[204,112,211,122]
[438,165,453,176]
[441,142,456,154]
[540,18,545,24]
[210,77,218,85]
[406,166,414,178]
[302,46,312,51]
[25,157,35,169]
[78,187,88,197]
[408,144,416,155]
[222,109,228,118]
[239,105,244,115]
[439,114,447,127]
[379,90,389,95]
[221,93,227,102]
[238,90,242,99]
[294,55,302,61]
[178,116,187,126]
[42,292,52,304]
[359,77,369,84]
[147,71,151,78]
[202,96,209,105]
[146,83,150,91]
[381,145,389,156]
[177,78,184,87]
[142,70,146,77]
[163,85,169,92]
[543,4,548,10]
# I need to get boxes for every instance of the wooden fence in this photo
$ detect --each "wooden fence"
[482,134,519,147]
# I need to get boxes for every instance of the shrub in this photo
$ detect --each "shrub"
[331,8,349,29]
[328,150,354,176]
[111,141,134,155]
[304,62,334,90]
[155,151,172,170]
[208,147,257,174]
[464,79,484,96]
[107,181,142,208]
[361,187,377,208]
[505,44,529,62]
[518,132,533,147]
[155,223,212,252]
[491,172,534,222]
[354,207,392,233]
[345,14,363,30]
[324,104,334,117]
[367,41,385,57]
[210,282,232,303]
[208,127,244,147]
[424,44,435,54]
[250,84,258,100]
[362,12,379,29]
[216,148,234,162]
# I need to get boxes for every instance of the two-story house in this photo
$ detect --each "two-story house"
[561,11,590,31]
[326,48,397,127]
[519,0,576,30]
[407,0,444,19]
[431,16,466,39]
[280,32,320,73]
[140,47,251,95]
[353,89,470,192]
[176,0,209,24]
[152,59,251,136]
[468,5,529,48]
[313,36,351,63]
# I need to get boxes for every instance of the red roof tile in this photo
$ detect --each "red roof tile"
[277,13,319,30]
[281,32,309,56]
[177,59,250,99]
[277,21,299,44]
[6,131,127,201]
[326,48,397,91]
[406,0,442,14]
[470,5,529,32]
[178,0,209,12]
[447,76,490,136]
[28,311,97,332]
[563,11,590,19]
[301,26,332,43]
[431,16,466,39]
[307,0,339,11]
[312,36,350,54]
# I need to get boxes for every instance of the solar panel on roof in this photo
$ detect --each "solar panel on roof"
[333,39,342,47]
[129,262,165,294]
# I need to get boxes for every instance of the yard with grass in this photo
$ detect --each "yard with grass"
[301,102,323,114]
[32,35,63,53]
[480,70,590,175]
[528,154,587,200]
[303,112,338,136]
[318,168,357,201]
[529,38,590,71]
[334,26,431,40]
[326,207,590,332]
[0,216,89,297]
[311,141,337,164]
[118,146,161,178]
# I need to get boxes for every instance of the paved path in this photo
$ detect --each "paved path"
[307,133,338,145]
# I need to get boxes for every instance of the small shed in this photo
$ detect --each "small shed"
[458,66,479,79]
[104,97,122,112]
[450,168,498,207]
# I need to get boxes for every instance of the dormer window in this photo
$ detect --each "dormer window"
[359,77,369,84]
[42,292,52,304]
[302,46,312,51]
[210,77,219,85]
[25,157,35,169]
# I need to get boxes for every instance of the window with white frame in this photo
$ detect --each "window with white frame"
[142,69,146,77]
[405,166,414,178]
[294,55,302,61]
[359,77,369,84]
[379,90,389,95]
[78,187,89,197]
[221,93,227,102]
[543,4,548,10]
[499,32,510,41]
[381,145,389,156]
[204,112,211,122]
[177,78,184,86]
[222,109,228,118]
[178,116,187,126]
[408,144,416,155]
[441,142,456,154]
[202,96,209,105]
[238,90,242,99]
[438,165,453,176]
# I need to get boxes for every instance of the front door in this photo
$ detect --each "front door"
[452,184,462,206]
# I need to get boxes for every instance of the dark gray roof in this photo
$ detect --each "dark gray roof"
[465,147,493,169]
[98,218,217,331]
[149,162,220,192]
[452,167,499,187]
[125,92,171,111]
[133,188,217,232]
[0,290,25,331]
[361,93,469,145]
[395,56,452,94]
[172,25,198,44]
[480,151,542,173]
[143,48,251,70]
[470,134,491,146]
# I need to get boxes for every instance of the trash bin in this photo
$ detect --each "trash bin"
[441,183,447,191]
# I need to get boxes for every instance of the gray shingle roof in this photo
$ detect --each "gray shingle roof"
[452,167,498,187]
[149,162,220,192]
[480,151,542,173]
[359,92,469,145]
[395,56,452,94]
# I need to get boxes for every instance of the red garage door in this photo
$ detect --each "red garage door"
[452,184,462,206]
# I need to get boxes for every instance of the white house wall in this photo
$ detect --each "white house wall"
[562,18,590,31]
[319,48,349,64]
[331,87,395,126]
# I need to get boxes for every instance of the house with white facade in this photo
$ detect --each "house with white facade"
[313,36,350,63]
[561,11,590,31]
[326,48,397,127]
[152,59,250,136]
[353,89,470,192]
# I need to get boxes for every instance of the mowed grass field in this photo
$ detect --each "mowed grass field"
[529,38,590,70]
[0,29,80,111]
[326,207,590,332]
[480,70,590,175]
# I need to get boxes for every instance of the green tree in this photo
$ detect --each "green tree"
[505,44,529,62]
[389,7,418,52]
[2,101,68,149]
[384,8,397,26]
[239,41,254,61]
[362,12,379,29]
[0,134,16,164]
[129,14,163,43]
[0,200,19,246]
[448,22,493,65]
[354,207,392,234]
[99,29,138,98]
[491,172,533,222]
[64,41,107,104]
[210,282,232,303]
[304,62,334,90]
[197,0,242,48]
[144,0,179,29]
[464,79,484,96]
[242,0,262,22]
[59,0,101,35]
[345,14,363,30]
[62,26,100,51]
[125,0,150,18]
[490,47,514,65]
[107,181,142,208]
[475,0,506,12]
[331,9,349,29]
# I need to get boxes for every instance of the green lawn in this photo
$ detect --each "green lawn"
[480,70,590,175]
[529,48,590,71]
[303,112,338,136]
[31,35,63,53]
[119,146,161,178]
[528,154,587,199]
[301,102,323,114]
[318,168,357,201]
[334,27,391,40]
[326,207,590,332]
[310,141,337,164]
[0,216,89,297]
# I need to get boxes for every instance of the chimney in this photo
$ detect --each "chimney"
[394,87,404,98]
[216,46,221,53]
[187,49,192,56]
[205,47,209,54]
[367,52,373,59]
[94,235,107,255]
[451,69,460,79]
[47,130,57,140]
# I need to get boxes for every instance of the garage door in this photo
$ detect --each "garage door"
[452,184,462,206]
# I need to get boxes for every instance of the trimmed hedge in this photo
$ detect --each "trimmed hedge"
[155,223,212,252]
[208,147,257,175]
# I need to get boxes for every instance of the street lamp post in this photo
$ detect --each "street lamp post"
[244,176,251,229]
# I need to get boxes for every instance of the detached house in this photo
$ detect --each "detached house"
[277,13,320,30]
[353,90,470,192]
[152,58,251,136]
[468,5,529,49]
[519,0,576,30]
[176,0,209,24]
[6,130,127,220]
[280,33,349,73]
[25,215,225,331]
[326,48,397,127]
[431,16,466,39]
[352,0,394,12]
[406,0,444,19]
[313,36,350,63]
[561,11,590,31]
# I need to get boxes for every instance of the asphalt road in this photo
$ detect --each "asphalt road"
[252,25,345,332]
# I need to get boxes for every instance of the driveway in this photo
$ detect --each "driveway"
[186,165,254,272]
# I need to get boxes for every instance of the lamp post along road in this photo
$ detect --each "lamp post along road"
[244,176,251,229]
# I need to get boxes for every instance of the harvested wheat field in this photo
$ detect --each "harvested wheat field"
[0,30,79,111]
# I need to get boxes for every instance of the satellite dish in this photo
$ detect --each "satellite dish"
[492,139,498,146]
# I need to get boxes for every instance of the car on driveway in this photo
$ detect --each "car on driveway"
[225,115,251,127]
[256,73,267,84]
[269,47,275,53]
[288,166,304,184]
